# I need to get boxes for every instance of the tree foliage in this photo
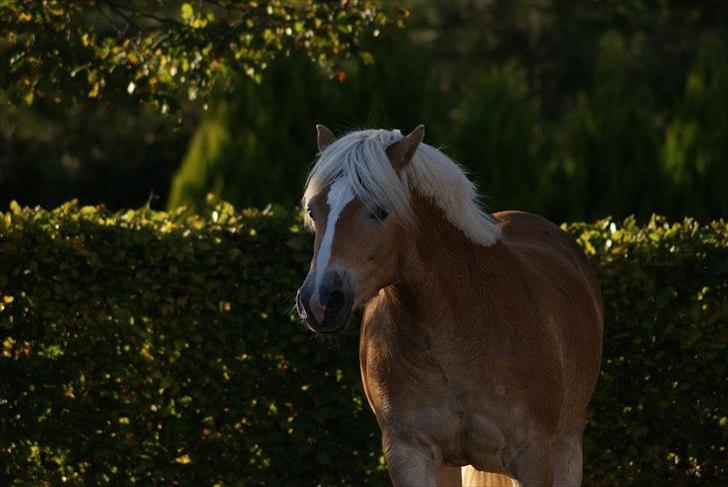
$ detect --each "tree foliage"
[660,32,728,219]
[1,1,726,221]
[0,0,405,111]
[166,1,728,222]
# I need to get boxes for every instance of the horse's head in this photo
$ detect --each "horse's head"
[295,124,425,333]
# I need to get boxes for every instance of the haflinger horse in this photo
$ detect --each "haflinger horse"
[295,124,603,487]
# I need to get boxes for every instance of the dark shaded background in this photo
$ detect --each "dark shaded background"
[1,1,726,222]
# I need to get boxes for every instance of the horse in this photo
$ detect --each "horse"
[295,124,603,487]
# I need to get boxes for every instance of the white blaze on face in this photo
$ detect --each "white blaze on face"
[310,178,354,314]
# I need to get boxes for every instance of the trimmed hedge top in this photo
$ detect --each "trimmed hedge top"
[1,197,727,485]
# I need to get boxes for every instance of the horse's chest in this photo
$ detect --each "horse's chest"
[361,335,511,468]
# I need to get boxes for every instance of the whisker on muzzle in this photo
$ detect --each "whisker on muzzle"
[310,329,344,349]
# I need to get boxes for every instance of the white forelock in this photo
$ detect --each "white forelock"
[302,128,501,247]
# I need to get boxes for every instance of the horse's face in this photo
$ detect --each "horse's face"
[296,179,402,333]
[296,123,425,333]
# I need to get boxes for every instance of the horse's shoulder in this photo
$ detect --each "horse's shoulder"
[490,209,602,316]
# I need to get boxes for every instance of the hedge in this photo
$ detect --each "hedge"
[1,198,726,486]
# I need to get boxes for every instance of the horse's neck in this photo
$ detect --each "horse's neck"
[387,196,499,339]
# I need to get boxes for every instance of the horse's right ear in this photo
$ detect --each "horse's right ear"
[316,124,336,152]
[386,124,425,171]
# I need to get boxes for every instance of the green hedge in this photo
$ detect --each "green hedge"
[564,216,727,485]
[1,198,726,485]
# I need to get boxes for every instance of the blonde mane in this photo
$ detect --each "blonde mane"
[302,128,501,247]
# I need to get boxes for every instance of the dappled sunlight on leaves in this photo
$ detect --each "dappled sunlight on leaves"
[0,199,725,484]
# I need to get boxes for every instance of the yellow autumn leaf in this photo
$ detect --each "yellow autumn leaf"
[175,454,192,464]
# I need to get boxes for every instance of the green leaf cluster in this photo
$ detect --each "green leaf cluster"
[0,198,384,485]
[562,216,728,484]
[0,200,726,484]
[0,1,405,111]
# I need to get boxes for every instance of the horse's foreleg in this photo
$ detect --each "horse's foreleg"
[383,435,439,487]
[550,426,584,486]
[512,441,554,487]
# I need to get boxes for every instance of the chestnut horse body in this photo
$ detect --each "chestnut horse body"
[296,126,603,486]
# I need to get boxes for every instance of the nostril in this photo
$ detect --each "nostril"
[324,290,345,314]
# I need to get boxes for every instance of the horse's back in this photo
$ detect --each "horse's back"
[491,210,604,423]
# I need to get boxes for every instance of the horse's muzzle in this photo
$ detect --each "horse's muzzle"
[296,271,353,333]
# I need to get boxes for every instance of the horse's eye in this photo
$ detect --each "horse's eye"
[368,206,388,221]
[307,208,314,220]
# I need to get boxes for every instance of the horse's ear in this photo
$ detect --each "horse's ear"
[316,124,336,152]
[386,124,425,170]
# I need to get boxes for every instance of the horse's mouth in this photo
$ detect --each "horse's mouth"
[304,306,352,334]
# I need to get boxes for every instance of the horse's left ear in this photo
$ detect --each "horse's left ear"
[386,124,425,170]
[316,124,336,152]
